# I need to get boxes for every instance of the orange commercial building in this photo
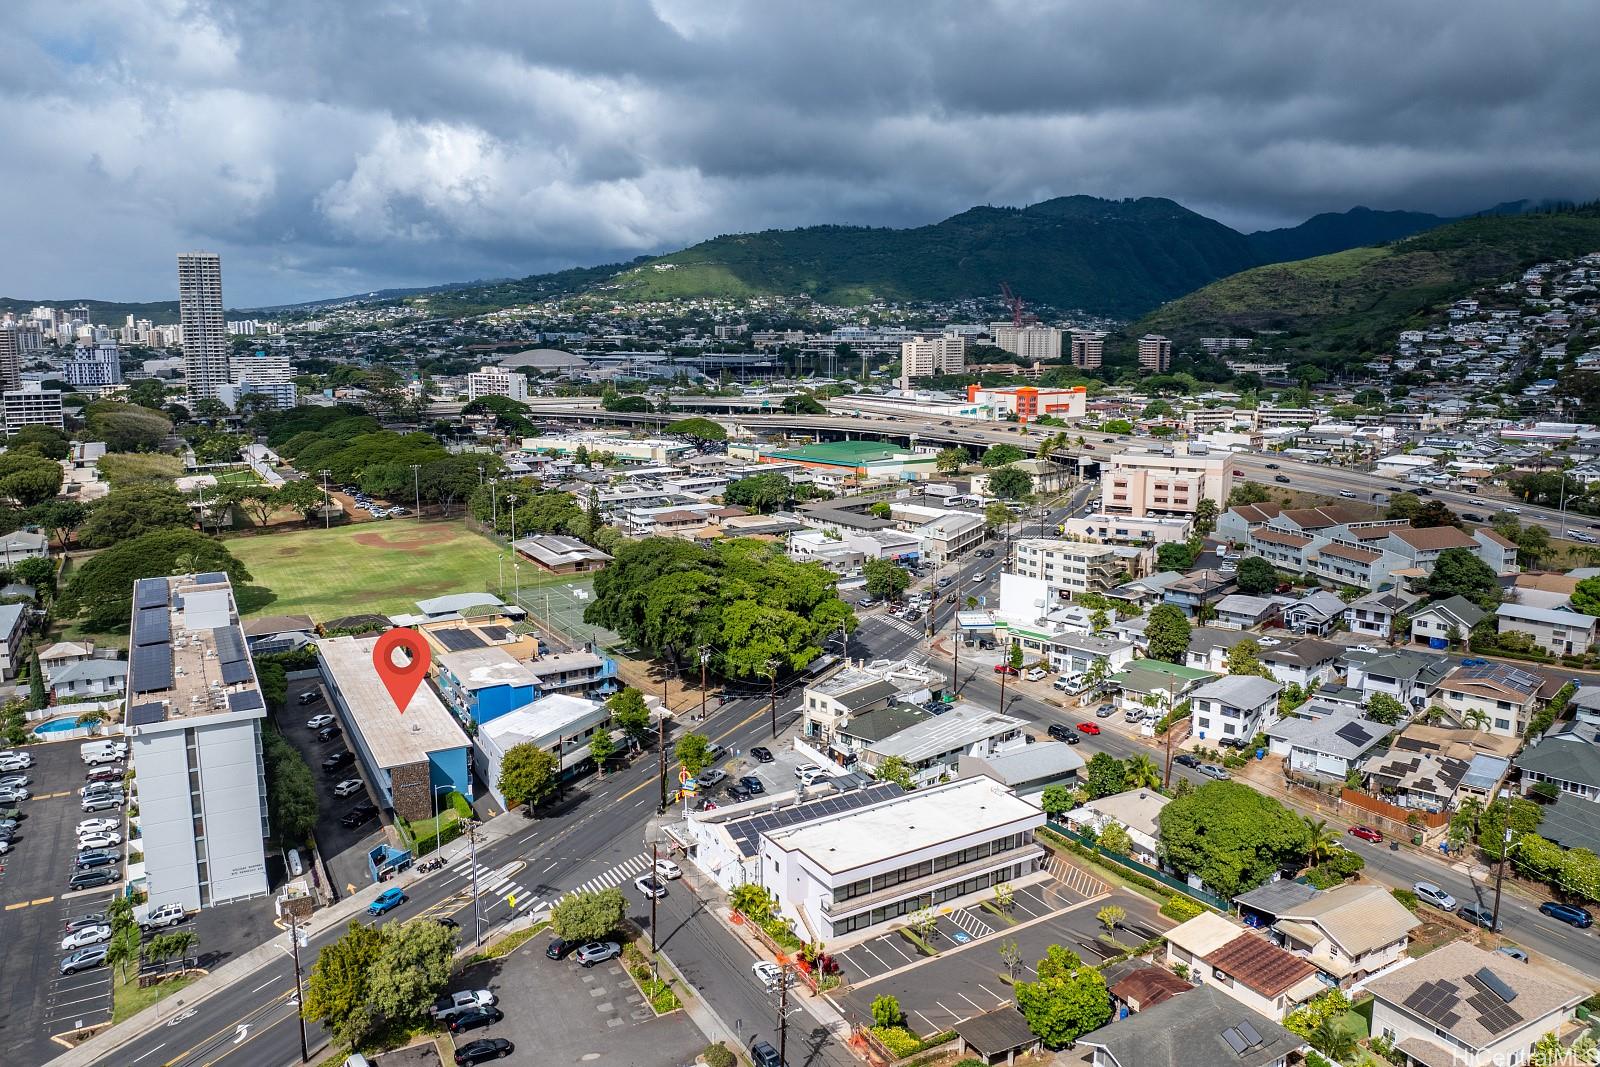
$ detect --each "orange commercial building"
[966,384,1087,423]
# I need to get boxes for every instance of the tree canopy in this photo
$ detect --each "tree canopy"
[77,484,195,547]
[1233,556,1277,595]
[586,537,855,678]
[1423,547,1500,610]
[1145,604,1191,664]
[664,417,728,443]
[61,529,249,632]
[550,887,627,942]
[981,443,1026,468]
[497,743,559,810]
[85,401,173,452]
[1158,781,1311,897]
[862,559,909,600]
[722,472,792,513]
[1014,945,1112,1048]
[987,465,1034,500]
[0,450,64,506]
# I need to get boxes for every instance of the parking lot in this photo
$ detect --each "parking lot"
[435,928,704,1064]
[834,885,1170,1037]
[275,684,387,898]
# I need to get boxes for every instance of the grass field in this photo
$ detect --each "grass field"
[209,466,264,487]
[225,520,560,622]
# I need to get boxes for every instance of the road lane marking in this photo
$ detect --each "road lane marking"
[130,1043,167,1063]
[249,978,279,994]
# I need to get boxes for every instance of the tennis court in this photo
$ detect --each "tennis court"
[509,577,618,651]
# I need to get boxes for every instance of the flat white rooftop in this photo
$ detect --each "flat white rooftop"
[438,646,541,689]
[319,635,469,769]
[765,777,1041,875]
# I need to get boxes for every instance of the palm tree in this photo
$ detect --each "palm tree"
[1304,817,1340,865]
[1125,754,1162,790]
[1463,708,1490,732]
[1311,1018,1356,1062]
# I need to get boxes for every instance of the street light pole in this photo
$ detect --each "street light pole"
[411,463,421,522]
[657,709,668,813]
[649,838,660,981]
[490,477,499,530]
[767,657,780,739]
[319,469,332,530]
[468,819,483,946]
[699,646,710,724]
[288,913,309,1063]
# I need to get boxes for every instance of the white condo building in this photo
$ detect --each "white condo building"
[178,252,230,404]
[467,365,530,403]
[990,324,1062,362]
[65,340,124,388]
[125,574,270,912]
[3,381,65,434]
[898,335,966,388]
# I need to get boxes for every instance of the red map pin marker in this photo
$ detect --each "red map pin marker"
[373,629,431,714]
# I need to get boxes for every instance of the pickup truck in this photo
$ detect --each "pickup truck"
[430,989,497,1020]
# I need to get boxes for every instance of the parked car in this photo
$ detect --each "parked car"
[1024,667,1048,682]
[1095,704,1116,718]
[76,831,122,849]
[297,691,320,706]
[341,802,378,828]
[448,1008,504,1035]
[80,794,123,813]
[653,858,682,881]
[752,961,793,991]
[332,779,364,798]
[61,924,112,951]
[431,989,498,1021]
[368,888,406,916]
[739,775,765,795]
[545,936,579,960]
[725,784,753,802]
[1173,753,1201,769]
[316,725,343,743]
[60,944,110,974]
[84,767,123,784]
[1347,825,1384,843]
[575,941,622,967]
[140,903,188,929]
[1197,763,1231,781]
[0,786,30,803]
[0,750,34,769]
[81,781,121,797]
[75,849,119,870]
[455,1039,513,1065]
[1497,946,1530,963]
[993,664,1018,676]
[306,713,335,729]
[1413,882,1458,911]
[1457,905,1499,930]
[1076,721,1101,735]
[1539,901,1593,928]
[322,751,355,772]
[697,769,728,787]
[750,1039,783,1067]
[750,746,774,763]
[68,868,120,891]
[634,875,667,899]
[0,773,31,788]
[64,912,109,933]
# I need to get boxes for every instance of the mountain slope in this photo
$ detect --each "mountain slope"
[1133,204,1600,352]
[598,196,1262,318]
[1247,206,1453,263]
[0,297,181,324]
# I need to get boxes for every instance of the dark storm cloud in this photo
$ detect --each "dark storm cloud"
[2,0,1596,304]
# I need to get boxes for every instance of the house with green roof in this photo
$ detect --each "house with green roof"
[1105,659,1217,718]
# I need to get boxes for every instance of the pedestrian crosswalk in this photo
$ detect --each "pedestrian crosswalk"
[447,851,653,919]
[871,614,925,639]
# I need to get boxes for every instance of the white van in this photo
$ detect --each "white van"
[80,740,128,766]
[1053,673,1086,694]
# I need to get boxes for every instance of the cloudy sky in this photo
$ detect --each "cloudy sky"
[5,0,1597,306]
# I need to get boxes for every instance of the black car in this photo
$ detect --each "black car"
[751,1039,783,1067]
[448,1007,504,1034]
[322,751,355,772]
[340,802,378,828]
[1174,753,1202,768]
[316,725,343,743]
[435,917,460,931]
[1274,475,1292,483]
[750,746,774,763]
[739,775,765,795]
[455,1038,514,1065]
[725,784,753,802]
[1414,487,1432,495]
[1457,905,1499,930]
[1046,723,1079,744]
[1265,462,1280,469]
[65,912,109,933]
[545,936,579,960]
[85,767,124,783]
[1462,512,1484,522]
[68,868,120,891]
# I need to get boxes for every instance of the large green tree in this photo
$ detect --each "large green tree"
[664,417,727,443]
[608,686,652,749]
[1423,548,1500,610]
[61,529,249,631]
[981,443,1026,468]
[1233,556,1277,595]
[85,401,173,452]
[987,465,1034,500]
[0,451,65,506]
[863,559,910,601]
[723,472,792,513]
[262,727,318,846]
[77,484,194,547]
[1145,604,1192,664]
[497,743,559,810]
[1158,781,1312,897]
[550,887,627,942]
[302,920,386,1050]
[934,447,966,474]
[1084,753,1127,799]
[1014,946,1112,1048]
[365,919,456,1026]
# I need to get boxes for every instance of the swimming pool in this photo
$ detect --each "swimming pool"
[31,717,82,736]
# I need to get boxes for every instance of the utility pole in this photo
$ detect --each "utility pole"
[699,646,711,723]
[1162,674,1178,790]
[468,819,483,946]
[506,493,518,545]
[288,913,309,1062]
[319,469,332,530]
[649,838,660,981]
[767,657,780,739]
[778,960,792,1067]
[490,476,499,530]
[1491,826,1514,931]
[410,462,421,522]
[657,710,668,813]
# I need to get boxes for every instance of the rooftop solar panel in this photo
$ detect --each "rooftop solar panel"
[1334,722,1373,746]
[133,578,169,610]
[213,624,248,664]
[227,690,265,714]
[435,629,487,653]
[725,783,903,857]
[134,607,171,646]
[128,701,166,726]
[130,642,173,694]
[220,659,253,685]
[193,571,229,585]
[480,625,512,642]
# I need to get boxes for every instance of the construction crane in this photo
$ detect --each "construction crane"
[998,282,1037,328]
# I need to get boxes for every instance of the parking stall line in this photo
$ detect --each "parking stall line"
[957,992,983,1011]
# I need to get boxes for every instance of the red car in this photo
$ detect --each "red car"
[1347,825,1383,843]
[1076,721,1101,735]
[1234,469,1246,476]
[993,664,1018,675]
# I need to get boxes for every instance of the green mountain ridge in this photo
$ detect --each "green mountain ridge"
[1131,204,1600,355]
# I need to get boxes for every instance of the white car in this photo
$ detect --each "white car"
[751,961,792,991]
[332,779,364,798]
[1024,668,1048,682]
[1413,882,1458,911]
[653,857,682,880]
[795,765,830,784]
[76,818,119,836]
[61,924,112,951]
[306,714,335,730]
[634,875,667,900]
[697,769,728,788]
[76,831,122,849]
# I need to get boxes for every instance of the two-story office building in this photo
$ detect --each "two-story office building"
[125,574,271,912]
[759,777,1044,940]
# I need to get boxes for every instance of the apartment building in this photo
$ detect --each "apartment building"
[178,252,230,404]
[467,365,530,403]
[1011,538,1122,596]
[1495,602,1599,656]
[989,324,1062,362]
[64,340,124,388]
[1101,444,1230,517]
[1069,330,1104,369]
[1189,675,1282,744]
[1137,333,1172,373]
[759,776,1044,940]
[897,334,965,388]
[3,381,65,433]
[0,324,21,391]
[125,575,270,912]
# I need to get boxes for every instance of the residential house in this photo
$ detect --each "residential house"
[798,661,939,754]
[1079,984,1304,1067]
[1217,501,1284,542]
[1344,648,1452,711]
[957,744,1085,800]
[1267,709,1391,779]
[1410,596,1486,649]
[1186,627,1264,673]
[1270,883,1421,987]
[1101,960,1191,1016]
[1213,594,1288,631]
[1105,659,1217,718]
[241,614,317,655]
[46,658,127,701]
[1516,722,1600,804]
[1360,725,1517,811]
[1279,590,1350,636]
[1345,588,1423,640]
[38,640,96,676]
[1065,788,1170,865]
[1495,602,1599,656]
[1365,942,1586,1067]
[1163,913,1323,1021]
[1434,661,1542,738]
[1162,569,1237,616]
[832,703,934,765]
[0,529,48,564]
[1190,674,1282,745]
[1260,639,1344,690]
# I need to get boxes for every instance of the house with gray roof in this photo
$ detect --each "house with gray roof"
[1190,674,1282,746]
[1495,601,1599,656]
[1279,590,1349,636]
[1410,595,1486,647]
[1344,587,1422,639]
[1078,984,1304,1067]
[1185,626,1262,673]
[1271,882,1422,986]
[46,658,127,701]
[1261,638,1344,689]
[1516,722,1600,804]
[957,743,1084,800]
[1267,709,1390,779]
[1344,648,1452,710]
[861,703,1027,785]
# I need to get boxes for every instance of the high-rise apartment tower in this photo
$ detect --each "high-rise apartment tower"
[178,252,230,404]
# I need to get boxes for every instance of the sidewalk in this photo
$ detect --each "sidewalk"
[47,806,534,1067]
